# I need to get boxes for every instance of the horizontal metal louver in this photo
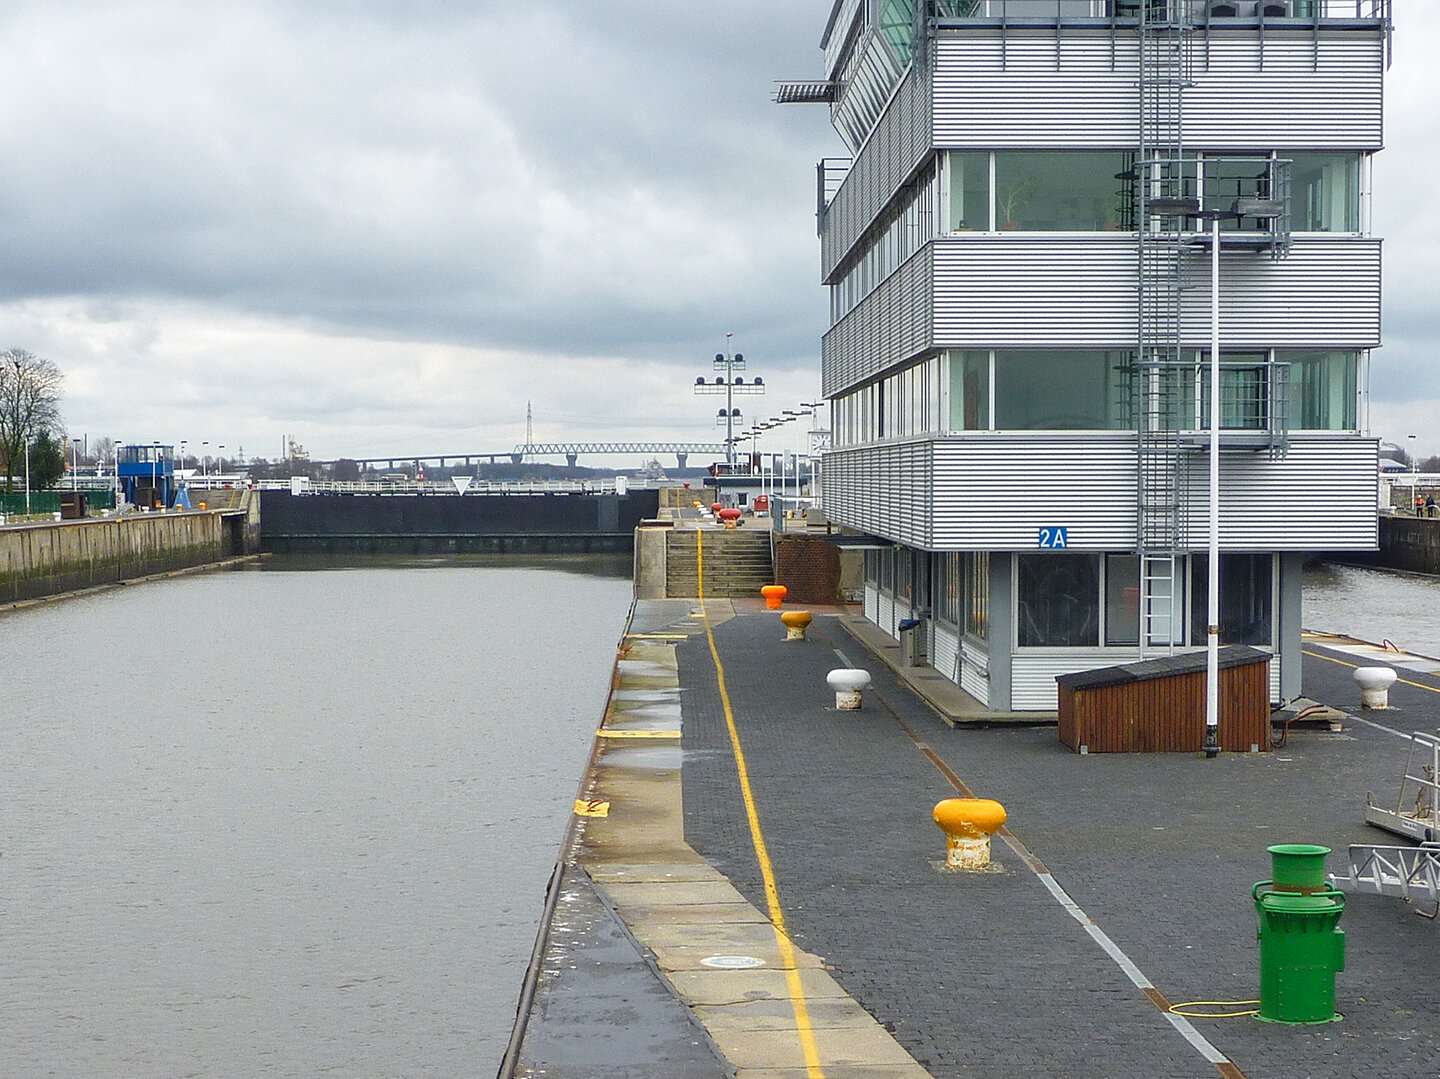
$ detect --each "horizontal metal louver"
[821,65,933,282]
[823,434,1377,552]
[930,31,1384,150]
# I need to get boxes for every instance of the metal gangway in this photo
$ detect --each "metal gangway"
[1364,729,1440,843]
[1332,842,1440,917]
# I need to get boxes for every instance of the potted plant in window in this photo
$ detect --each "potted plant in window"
[996,179,1034,230]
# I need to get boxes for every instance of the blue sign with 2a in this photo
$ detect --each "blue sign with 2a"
[1038,527,1068,549]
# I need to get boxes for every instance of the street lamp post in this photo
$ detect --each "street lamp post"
[1408,433,1417,476]
[202,441,209,478]
[1205,211,1222,760]
[113,441,121,507]
[71,438,80,491]
[694,337,764,471]
[1199,182,1285,759]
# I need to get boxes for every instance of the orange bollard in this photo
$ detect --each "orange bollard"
[760,584,787,609]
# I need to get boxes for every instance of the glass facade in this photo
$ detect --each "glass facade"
[994,351,1130,430]
[1281,350,1358,430]
[1289,152,1361,232]
[1016,554,1101,647]
[1190,554,1274,647]
[947,151,990,232]
[948,350,989,432]
[946,151,1128,232]
[994,152,1128,231]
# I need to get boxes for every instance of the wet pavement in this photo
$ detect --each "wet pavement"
[507,600,1440,1079]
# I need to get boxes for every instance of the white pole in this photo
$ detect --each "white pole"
[1206,213,1221,758]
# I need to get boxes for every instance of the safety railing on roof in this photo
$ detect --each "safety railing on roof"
[931,1,1389,22]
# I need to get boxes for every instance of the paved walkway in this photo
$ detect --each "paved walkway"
[510,600,1440,1079]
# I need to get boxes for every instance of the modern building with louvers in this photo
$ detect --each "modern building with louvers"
[780,1,1391,712]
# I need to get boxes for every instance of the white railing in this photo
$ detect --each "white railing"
[245,478,662,496]
[1333,843,1440,909]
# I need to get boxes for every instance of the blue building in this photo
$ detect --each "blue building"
[118,443,175,509]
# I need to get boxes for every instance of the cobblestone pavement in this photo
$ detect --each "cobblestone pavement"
[680,613,1440,1079]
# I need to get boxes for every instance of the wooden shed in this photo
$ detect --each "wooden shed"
[1056,646,1271,754]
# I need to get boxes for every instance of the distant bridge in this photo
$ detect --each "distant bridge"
[509,442,725,467]
[327,443,727,470]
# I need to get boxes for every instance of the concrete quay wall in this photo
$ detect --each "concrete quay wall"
[0,510,246,605]
[1380,514,1440,573]
[1344,514,1440,574]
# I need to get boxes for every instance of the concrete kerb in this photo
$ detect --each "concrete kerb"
[509,597,934,1078]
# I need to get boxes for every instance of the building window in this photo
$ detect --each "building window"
[1017,553,1100,647]
[994,152,1128,231]
[965,552,990,641]
[947,151,991,232]
[1289,152,1361,232]
[1104,554,1141,647]
[935,553,960,625]
[994,351,1131,430]
[1184,353,1270,431]
[1281,349,1358,430]
[1189,554,1274,647]
[895,547,913,606]
[948,350,990,431]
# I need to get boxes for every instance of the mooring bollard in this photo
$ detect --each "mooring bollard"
[1353,667,1397,709]
[780,610,812,641]
[760,584,788,610]
[1253,844,1346,1025]
[933,798,1007,870]
[826,668,870,710]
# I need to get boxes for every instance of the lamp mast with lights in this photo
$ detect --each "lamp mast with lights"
[694,335,765,469]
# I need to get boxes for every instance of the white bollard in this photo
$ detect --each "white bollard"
[1353,666,1398,709]
[826,668,872,710]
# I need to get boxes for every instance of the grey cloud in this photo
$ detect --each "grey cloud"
[0,1,838,371]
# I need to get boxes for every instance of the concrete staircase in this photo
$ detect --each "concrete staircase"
[665,527,774,598]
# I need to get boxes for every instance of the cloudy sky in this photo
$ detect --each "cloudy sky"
[0,2,1432,466]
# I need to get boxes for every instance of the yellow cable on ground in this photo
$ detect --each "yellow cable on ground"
[696,528,826,1079]
[1168,1000,1260,1019]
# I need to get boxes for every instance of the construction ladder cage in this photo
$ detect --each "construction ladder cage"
[1132,2,1196,656]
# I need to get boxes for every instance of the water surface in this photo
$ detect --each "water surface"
[0,555,632,1077]
[1304,560,1440,657]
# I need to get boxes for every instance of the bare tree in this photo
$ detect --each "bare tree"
[0,349,64,493]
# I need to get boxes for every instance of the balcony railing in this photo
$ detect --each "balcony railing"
[932,1,1389,21]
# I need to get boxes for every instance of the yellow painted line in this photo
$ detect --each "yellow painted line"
[696,529,825,1078]
[594,729,681,740]
[1304,648,1440,695]
[573,798,610,818]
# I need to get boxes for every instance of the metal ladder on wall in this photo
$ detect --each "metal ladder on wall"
[1134,1,1194,656]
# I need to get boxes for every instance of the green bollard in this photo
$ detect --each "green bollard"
[1252,844,1345,1024]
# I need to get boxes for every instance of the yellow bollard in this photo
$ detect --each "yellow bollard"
[780,610,812,641]
[760,584,788,609]
[933,798,1007,871]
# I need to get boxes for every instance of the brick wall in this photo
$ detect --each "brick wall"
[774,535,842,604]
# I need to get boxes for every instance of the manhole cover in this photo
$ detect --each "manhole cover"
[700,955,765,969]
